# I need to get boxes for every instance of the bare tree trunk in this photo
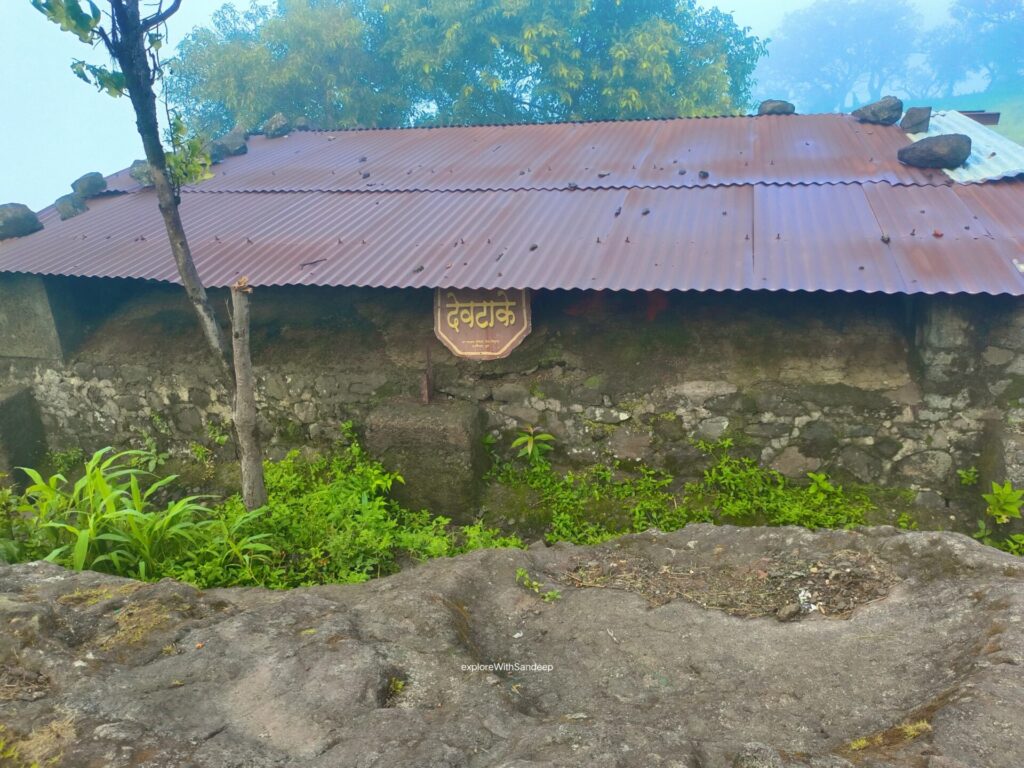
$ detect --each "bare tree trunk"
[108,2,231,375]
[101,1,267,509]
[231,279,267,509]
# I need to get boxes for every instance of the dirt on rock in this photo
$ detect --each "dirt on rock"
[0,524,1022,768]
[565,548,896,619]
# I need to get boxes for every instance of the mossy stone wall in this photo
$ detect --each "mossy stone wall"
[1,277,1022,523]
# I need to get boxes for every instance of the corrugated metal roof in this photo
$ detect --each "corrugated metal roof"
[2,114,1023,296]
[907,110,1024,184]
[2,178,1022,294]
[187,114,942,193]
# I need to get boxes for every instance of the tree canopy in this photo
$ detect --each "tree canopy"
[166,0,767,136]
[938,0,1024,94]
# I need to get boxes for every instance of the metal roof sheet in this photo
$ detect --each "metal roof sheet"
[953,182,1024,253]
[185,114,941,194]
[3,114,1024,296]
[908,110,1024,184]
[3,178,1022,295]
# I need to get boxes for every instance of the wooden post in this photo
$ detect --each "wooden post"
[420,344,433,404]
[231,277,268,510]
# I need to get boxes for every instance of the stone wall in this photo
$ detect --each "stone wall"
[1,276,1023,525]
[0,386,45,480]
[0,274,82,361]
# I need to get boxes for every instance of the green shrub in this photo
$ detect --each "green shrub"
[0,476,18,563]
[684,440,871,529]
[4,426,522,589]
[957,466,979,486]
[488,435,871,544]
[974,480,1024,556]
[181,426,523,588]
[511,426,555,465]
[2,447,208,577]
[489,444,698,546]
[982,481,1023,524]
[45,447,86,476]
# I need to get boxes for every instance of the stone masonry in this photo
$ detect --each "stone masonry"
[1,278,1023,524]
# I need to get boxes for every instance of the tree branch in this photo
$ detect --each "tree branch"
[95,25,113,50]
[141,0,181,31]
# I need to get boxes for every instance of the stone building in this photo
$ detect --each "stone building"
[1,108,1023,523]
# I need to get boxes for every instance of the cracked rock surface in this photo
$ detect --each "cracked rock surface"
[1,525,1022,767]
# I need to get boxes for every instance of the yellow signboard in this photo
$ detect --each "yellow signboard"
[434,288,532,360]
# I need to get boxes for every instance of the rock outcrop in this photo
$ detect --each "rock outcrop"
[1,526,1022,767]
[757,99,796,116]
[898,134,973,169]
[0,203,42,240]
[852,96,904,125]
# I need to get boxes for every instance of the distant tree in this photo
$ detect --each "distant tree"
[758,0,922,113]
[167,0,406,136]
[377,0,767,124]
[31,0,268,510]
[931,0,1024,94]
[163,3,270,136]
[167,0,767,135]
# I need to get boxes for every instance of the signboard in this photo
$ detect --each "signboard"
[434,288,531,360]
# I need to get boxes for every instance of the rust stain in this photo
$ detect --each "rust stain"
[1,115,1023,296]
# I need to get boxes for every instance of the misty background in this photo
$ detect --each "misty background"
[1,0,1021,211]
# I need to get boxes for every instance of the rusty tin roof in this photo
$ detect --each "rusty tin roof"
[2,114,1023,295]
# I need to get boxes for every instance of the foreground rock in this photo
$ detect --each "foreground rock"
[852,95,903,125]
[1,526,1022,768]
[898,134,973,169]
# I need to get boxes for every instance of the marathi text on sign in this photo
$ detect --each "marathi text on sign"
[434,288,531,360]
[443,290,518,332]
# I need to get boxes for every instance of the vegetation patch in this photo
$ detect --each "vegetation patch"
[0,666,49,703]
[0,718,75,768]
[100,600,173,649]
[5,420,1020,599]
[56,583,142,608]
[488,434,873,546]
[843,717,934,756]
[2,424,521,590]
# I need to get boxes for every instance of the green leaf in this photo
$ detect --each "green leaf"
[32,0,101,44]
[72,528,91,570]
[70,60,126,97]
